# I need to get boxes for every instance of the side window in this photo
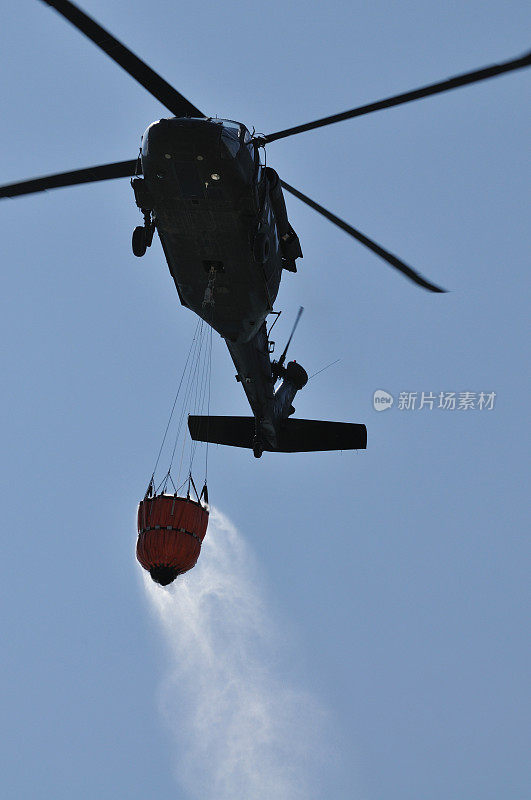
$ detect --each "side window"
[221,125,240,157]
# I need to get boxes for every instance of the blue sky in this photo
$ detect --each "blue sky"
[1,1,529,798]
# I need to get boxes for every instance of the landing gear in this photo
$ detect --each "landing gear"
[132,210,154,258]
[253,419,264,458]
[132,226,147,257]
[264,167,303,271]
[280,230,301,272]
[282,257,297,273]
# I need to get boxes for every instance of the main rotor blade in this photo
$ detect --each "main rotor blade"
[40,0,203,117]
[281,181,446,292]
[0,160,137,198]
[265,51,531,143]
[279,306,304,367]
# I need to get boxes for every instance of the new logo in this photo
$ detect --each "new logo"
[373,389,394,411]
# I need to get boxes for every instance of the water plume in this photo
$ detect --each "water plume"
[142,507,334,800]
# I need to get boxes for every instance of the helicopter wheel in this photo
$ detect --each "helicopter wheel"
[132,226,147,257]
[252,439,263,459]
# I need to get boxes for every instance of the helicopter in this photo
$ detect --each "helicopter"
[1,1,529,458]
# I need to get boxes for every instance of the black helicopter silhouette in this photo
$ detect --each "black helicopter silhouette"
[1,1,529,458]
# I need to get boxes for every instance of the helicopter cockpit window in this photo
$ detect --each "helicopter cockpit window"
[219,121,241,157]
[241,126,255,160]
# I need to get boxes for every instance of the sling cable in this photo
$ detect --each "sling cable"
[137,317,213,586]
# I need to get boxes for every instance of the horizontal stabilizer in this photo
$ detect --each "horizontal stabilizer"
[188,415,367,452]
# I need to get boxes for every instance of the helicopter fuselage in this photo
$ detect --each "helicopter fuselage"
[12,1,524,457]
[132,116,296,449]
[136,117,282,341]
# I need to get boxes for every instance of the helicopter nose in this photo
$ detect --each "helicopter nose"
[143,118,191,160]
[143,118,219,162]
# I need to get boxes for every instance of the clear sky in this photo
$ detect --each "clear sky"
[1,1,529,798]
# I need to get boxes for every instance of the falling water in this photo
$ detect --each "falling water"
[142,507,336,800]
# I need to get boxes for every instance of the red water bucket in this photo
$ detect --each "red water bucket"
[136,494,209,585]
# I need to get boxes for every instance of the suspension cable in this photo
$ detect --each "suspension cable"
[204,324,213,483]
[148,275,215,497]
[171,320,205,483]
[149,317,202,482]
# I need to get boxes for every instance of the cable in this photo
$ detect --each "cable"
[150,317,202,481]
